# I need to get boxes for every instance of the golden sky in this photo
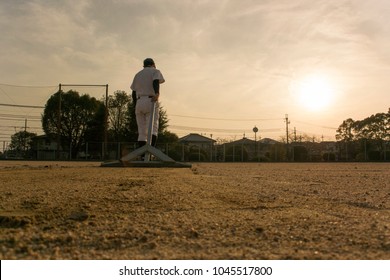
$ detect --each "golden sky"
[1,0,390,141]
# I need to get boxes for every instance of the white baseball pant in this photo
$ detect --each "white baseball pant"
[135,97,159,142]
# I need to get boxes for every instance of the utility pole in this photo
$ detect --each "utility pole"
[24,118,27,154]
[57,84,62,160]
[253,126,258,160]
[285,114,290,161]
[104,84,109,160]
[293,127,297,142]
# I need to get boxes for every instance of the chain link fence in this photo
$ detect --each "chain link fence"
[3,140,390,162]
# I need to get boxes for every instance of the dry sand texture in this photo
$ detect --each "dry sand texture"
[0,161,389,259]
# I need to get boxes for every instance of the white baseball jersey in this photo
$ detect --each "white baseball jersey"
[130,67,165,97]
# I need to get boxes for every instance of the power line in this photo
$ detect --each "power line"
[0,117,41,122]
[0,83,57,88]
[0,103,44,109]
[170,125,244,133]
[169,125,282,133]
[294,120,337,130]
[170,114,282,122]
[0,125,42,129]
[295,129,334,139]
[0,113,41,118]
[60,84,108,87]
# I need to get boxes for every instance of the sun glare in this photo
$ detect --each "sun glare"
[296,75,334,111]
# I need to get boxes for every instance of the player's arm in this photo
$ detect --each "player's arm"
[153,79,160,94]
[132,91,137,105]
[152,79,160,101]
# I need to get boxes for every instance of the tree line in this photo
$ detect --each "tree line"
[335,108,390,160]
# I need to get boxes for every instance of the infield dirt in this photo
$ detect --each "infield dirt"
[0,161,389,259]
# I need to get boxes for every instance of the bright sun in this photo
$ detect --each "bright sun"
[296,75,334,111]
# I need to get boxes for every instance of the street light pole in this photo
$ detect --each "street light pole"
[253,126,258,159]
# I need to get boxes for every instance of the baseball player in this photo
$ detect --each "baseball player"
[130,58,165,148]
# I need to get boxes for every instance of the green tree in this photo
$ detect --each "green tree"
[42,90,104,158]
[336,118,356,161]
[387,108,390,140]
[123,97,137,142]
[355,113,388,141]
[158,130,179,144]
[84,101,106,143]
[336,110,390,161]
[158,106,169,134]
[9,131,37,157]
[354,112,389,160]
[108,90,131,142]
[336,118,356,141]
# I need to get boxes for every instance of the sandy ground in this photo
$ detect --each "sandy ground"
[0,160,389,260]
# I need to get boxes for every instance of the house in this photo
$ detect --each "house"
[222,137,281,161]
[178,133,216,161]
[179,133,216,147]
[31,135,59,160]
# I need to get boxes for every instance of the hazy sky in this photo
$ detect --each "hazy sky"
[1,0,390,141]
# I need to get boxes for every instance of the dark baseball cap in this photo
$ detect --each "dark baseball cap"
[143,58,155,67]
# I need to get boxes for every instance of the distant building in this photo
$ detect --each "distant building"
[178,133,216,161]
[221,137,281,161]
[179,133,216,147]
[31,135,59,160]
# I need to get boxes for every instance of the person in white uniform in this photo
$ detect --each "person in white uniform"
[130,58,165,148]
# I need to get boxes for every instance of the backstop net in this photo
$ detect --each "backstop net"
[0,83,109,160]
[0,83,58,156]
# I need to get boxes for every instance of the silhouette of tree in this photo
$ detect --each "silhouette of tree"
[107,90,131,142]
[355,113,387,141]
[336,109,390,161]
[9,131,37,157]
[336,118,356,142]
[42,90,104,158]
